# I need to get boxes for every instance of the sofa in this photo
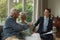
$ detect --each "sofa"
[0,25,3,40]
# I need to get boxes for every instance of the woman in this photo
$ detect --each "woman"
[19,12,41,40]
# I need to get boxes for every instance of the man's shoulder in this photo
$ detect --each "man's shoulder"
[40,16,44,18]
[38,16,44,20]
[6,16,13,20]
[5,16,14,23]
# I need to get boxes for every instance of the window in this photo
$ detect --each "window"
[13,0,22,12]
[0,0,8,24]
[12,0,33,22]
[26,0,33,22]
[0,0,37,24]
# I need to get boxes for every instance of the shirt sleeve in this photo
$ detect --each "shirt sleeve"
[5,18,24,32]
[33,17,41,31]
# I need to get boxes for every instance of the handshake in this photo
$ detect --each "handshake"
[21,22,36,35]
[29,22,36,34]
[29,22,33,27]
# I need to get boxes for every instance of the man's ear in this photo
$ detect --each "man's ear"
[13,13,16,17]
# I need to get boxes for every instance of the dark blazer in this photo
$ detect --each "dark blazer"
[33,16,53,34]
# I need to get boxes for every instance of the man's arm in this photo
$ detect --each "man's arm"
[33,17,41,32]
[50,19,53,30]
[5,18,24,32]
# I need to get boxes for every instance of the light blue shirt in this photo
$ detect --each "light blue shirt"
[43,16,49,32]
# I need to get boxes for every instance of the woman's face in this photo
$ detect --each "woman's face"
[21,14,26,21]
[44,9,50,17]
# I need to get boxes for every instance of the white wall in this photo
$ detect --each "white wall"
[48,0,60,17]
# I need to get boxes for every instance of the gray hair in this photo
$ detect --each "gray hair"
[10,8,19,16]
[20,12,27,16]
[18,12,27,19]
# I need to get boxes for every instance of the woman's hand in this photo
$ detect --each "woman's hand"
[31,31,35,34]
[21,31,25,35]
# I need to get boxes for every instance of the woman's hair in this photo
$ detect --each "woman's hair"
[20,12,27,18]
[45,8,51,13]
[20,12,26,16]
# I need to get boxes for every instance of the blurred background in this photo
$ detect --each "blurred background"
[0,0,60,40]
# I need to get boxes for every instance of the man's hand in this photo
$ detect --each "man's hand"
[29,22,33,27]
[31,31,36,34]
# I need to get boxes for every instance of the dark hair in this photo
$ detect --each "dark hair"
[45,8,51,13]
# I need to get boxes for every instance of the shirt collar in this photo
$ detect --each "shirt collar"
[44,16,49,19]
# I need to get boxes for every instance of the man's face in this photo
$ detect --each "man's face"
[14,10,19,18]
[44,9,50,17]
